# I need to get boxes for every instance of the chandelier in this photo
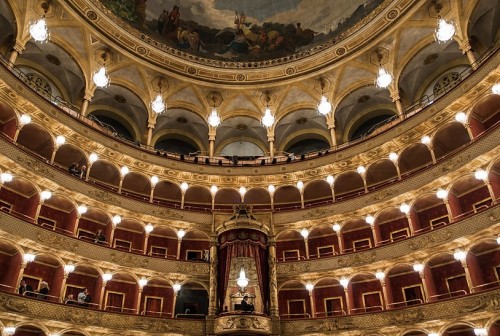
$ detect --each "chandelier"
[374,49,392,89]
[261,106,275,127]
[317,78,332,115]
[433,1,455,43]
[29,1,51,42]
[93,66,109,88]
[151,77,166,114]
[236,266,249,292]
[207,94,221,127]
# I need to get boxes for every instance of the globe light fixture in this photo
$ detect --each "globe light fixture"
[29,2,50,43]
[64,264,75,274]
[173,282,182,294]
[40,190,52,201]
[428,333,440,336]
[300,228,309,239]
[413,263,424,273]
[151,94,166,114]
[23,253,36,263]
[19,114,32,126]
[435,17,455,43]
[453,249,467,262]
[326,175,334,186]
[180,182,189,193]
[112,215,122,225]
[120,166,129,177]
[474,329,487,336]
[267,185,276,195]
[317,95,332,115]
[492,83,500,95]
[388,152,398,162]
[399,203,411,214]
[102,272,113,282]
[357,166,366,175]
[436,188,448,199]
[208,107,221,127]
[365,215,375,225]
[296,181,304,191]
[497,235,500,246]
[177,229,186,240]
[261,106,275,128]
[4,327,16,336]
[455,112,467,124]
[150,175,159,186]
[138,278,148,288]
[89,153,98,164]
[305,282,314,292]
[375,270,385,281]
[332,223,341,233]
[77,204,88,215]
[421,135,431,145]
[210,185,218,196]
[92,66,110,88]
[339,276,349,288]
[239,186,247,198]
[474,169,488,181]
[0,171,13,184]
[236,266,249,292]
[142,223,154,234]
[55,135,66,147]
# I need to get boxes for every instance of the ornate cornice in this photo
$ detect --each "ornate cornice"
[61,0,417,86]
[0,289,499,335]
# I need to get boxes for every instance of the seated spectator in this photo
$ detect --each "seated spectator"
[94,229,106,244]
[19,279,33,296]
[38,280,50,300]
[77,288,91,306]
[79,165,86,178]
[240,295,254,312]
[64,294,77,304]
[69,162,80,176]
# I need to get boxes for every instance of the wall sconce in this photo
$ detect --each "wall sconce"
[112,215,122,226]
[3,327,16,336]
[0,171,13,185]
[145,223,154,234]
[305,282,314,293]
[236,266,249,293]
[177,229,186,240]
[23,253,36,264]
[173,282,182,295]
[64,263,75,274]
[77,204,88,216]
[339,276,349,288]
[102,272,113,283]
[138,278,148,288]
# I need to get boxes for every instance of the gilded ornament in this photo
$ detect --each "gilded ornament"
[36,232,79,253]
[110,251,150,268]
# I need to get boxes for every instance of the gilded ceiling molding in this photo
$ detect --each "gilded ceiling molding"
[61,0,418,86]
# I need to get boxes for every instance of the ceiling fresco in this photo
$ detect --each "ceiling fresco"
[100,0,383,61]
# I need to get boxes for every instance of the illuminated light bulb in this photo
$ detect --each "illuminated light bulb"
[474,169,487,181]
[357,166,366,175]
[210,185,218,195]
[64,264,75,274]
[173,282,182,293]
[421,135,431,145]
[19,114,32,126]
[399,203,410,214]
[435,18,455,43]
[0,171,13,184]
[236,266,249,289]
[112,215,122,225]
[474,329,487,336]
[177,229,186,240]
[23,253,36,263]
[239,186,247,198]
[151,94,166,114]
[296,181,304,191]
[339,277,349,288]
[455,112,467,124]
[375,270,385,280]
[102,272,113,282]
[267,185,276,195]
[180,182,189,193]
[375,67,393,88]
[120,166,129,177]
[150,175,159,186]
[388,152,398,162]
[453,249,467,262]
[208,107,221,127]
[55,135,65,146]
[89,153,98,164]
[332,223,341,233]
[4,327,16,336]
[492,83,500,95]
[436,188,448,199]
[138,278,148,288]
[305,282,314,292]
[365,215,375,225]
[40,190,52,201]
[93,66,109,88]
[145,223,154,234]
[300,228,309,239]
[29,17,49,42]
[77,204,88,215]
[317,95,332,115]
[326,175,334,186]
[261,107,275,128]
[413,263,424,273]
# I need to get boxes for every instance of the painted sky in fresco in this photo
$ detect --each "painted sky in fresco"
[145,0,368,34]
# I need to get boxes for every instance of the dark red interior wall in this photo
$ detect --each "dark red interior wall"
[147,235,177,257]
[415,204,448,229]
[0,188,38,217]
[351,280,382,308]
[0,252,21,288]
[387,272,422,303]
[378,218,409,241]
[180,239,209,259]
[468,115,485,137]
[105,280,138,309]
[77,218,107,237]
[429,261,466,294]
[278,289,310,316]
[140,285,174,314]
[457,186,491,212]
[313,285,345,313]
[474,249,500,285]
[308,234,339,256]
[66,272,100,298]
[483,112,500,129]
[342,227,374,251]
[1,118,17,139]
[39,205,75,231]
[113,229,144,251]
[276,239,306,260]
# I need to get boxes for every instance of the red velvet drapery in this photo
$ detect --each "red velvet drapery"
[217,229,269,314]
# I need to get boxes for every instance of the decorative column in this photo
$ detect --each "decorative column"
[414,264,429,302]
[8,41,25,65]
[146,121,156,147]
[460,40,478,70]
[80,90,94,117]
[340,279,352,315]
[390,90,404,119]
[326,115,337,147]
[376,272,387,309]
[268,135,275,159]
[307,287,315,317]
[357,166,368,193]
[369,223,379,246]
[176,232,184,260]
[208,127,216,159]
[301,229,309,259]
[268,236,279,317]
[454,250,473,292]
[208,235,218,316]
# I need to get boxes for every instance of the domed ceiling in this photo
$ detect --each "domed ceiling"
[100,0,383,61]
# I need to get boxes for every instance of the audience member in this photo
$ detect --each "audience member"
[94,229,106,244]
[240,295,254,312]
[64,294,77,304]
[19,279,33,296]
[38,280,50,300]
[77,288,90,306]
